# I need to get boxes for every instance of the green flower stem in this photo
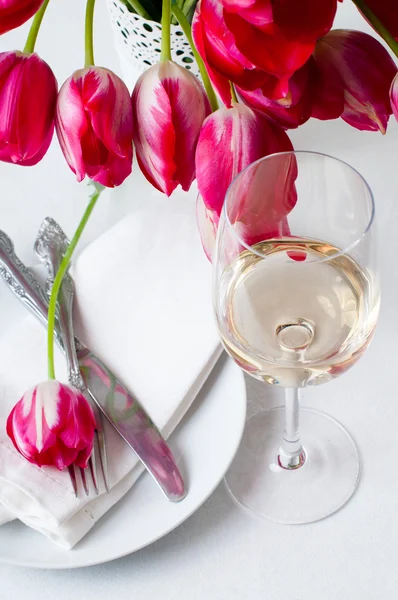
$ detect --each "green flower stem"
[85,0,96,67]
[181,0,197,18]
[123,0,151,19]
[171,0,184,23]
[352,0,398,58]
[171,5,219,111]
[23,0,51,54]
[230,82,239,103]
[161,0,172,60]
[47,184,104,380]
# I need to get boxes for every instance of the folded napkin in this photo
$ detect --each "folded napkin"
[0,196,219,549]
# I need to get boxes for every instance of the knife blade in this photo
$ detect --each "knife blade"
[0,230,186,502]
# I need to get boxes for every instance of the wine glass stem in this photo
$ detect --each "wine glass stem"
[278,388,306,470]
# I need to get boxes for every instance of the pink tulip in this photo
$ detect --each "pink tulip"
[132,60,211,196]
[390,72,398,122]
[0,0,44,35]
[193,0,337,94]
[7,381,96,471]
[56,67,133,188]
[195,104,294,259]
[313,30,397,132]
[0,51,57,166]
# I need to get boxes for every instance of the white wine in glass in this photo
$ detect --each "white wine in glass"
[213,152,380,524]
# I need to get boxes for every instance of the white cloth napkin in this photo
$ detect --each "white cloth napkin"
[0,197,219,549]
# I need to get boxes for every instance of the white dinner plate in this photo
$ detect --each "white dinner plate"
[0,355,246,569]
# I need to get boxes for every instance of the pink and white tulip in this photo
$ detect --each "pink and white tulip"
[0,51,57,166]
[56,67,133,188]
[132,60,211,196]
[195,104,294,260]
[7,381,96,471]
[0,0,44,35]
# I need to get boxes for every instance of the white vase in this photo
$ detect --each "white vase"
[107,0,200,89]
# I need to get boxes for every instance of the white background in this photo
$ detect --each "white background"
[1,0,398,598]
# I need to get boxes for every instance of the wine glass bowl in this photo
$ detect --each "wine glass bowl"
[213,152,380,524]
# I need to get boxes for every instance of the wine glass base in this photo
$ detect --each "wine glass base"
[225,407,360,525]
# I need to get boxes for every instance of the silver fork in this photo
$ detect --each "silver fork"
[35,218,109,497]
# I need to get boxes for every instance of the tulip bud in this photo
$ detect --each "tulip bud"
[0,0,45,35]
[132,60,211,196]
[0,51,57,166]
[56,67,133,188]
[313,30,397,133]
[7,381,96,471]
[195,104,294,259]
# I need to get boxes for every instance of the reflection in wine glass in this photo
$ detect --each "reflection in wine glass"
[213,151,380,524]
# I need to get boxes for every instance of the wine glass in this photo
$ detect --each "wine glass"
[213,151,380,524]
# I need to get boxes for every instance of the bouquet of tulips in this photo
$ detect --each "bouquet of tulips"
[2,0,398,471]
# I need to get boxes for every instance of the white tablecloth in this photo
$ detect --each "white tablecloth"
[0,0,397,598]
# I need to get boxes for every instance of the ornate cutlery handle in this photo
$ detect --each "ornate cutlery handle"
[0,231,62,347]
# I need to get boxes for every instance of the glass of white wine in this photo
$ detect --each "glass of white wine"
[214,151,380,524]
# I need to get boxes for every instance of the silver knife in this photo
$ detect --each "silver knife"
[0,231,186,502]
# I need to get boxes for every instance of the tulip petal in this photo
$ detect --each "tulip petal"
[309,52,344,121]
[132,65,177,196]
[80,67,133,159]
[160,62,210,191]
[222,0,273,27]
[272,0,337,42]
[192,2,232,107]
[223,11,316,80]
[56,76,88,182]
